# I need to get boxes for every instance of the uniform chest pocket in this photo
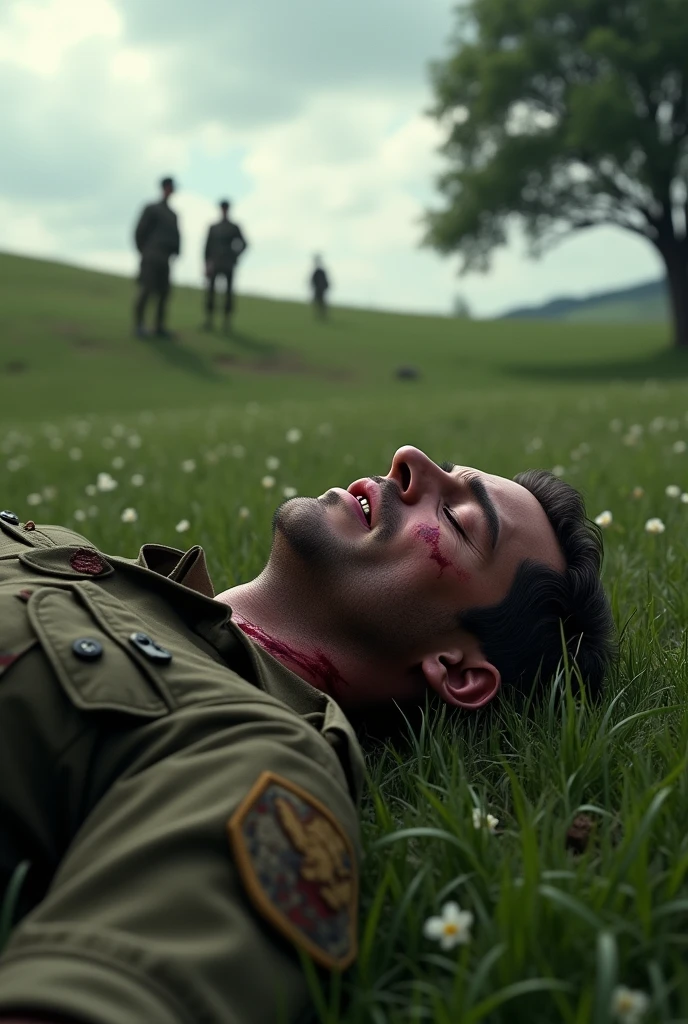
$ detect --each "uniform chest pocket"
[28,587,169,719]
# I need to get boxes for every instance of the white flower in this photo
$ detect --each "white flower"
[649,416,665,433]
[665,484,681,498]
[49,437,63,450]
[631,486,644,499]
[111,424,126,438]
[96,472,118,492]
[238,506,250,518]
[423,902,474,950]
[232,444,246,458]
[261,475,276,489]
[472,808,499,833]
[131,474,145,487]
[121,507,138,523]
[69,447,82,461]
[645,517,666,534]
[611,985,650,1023]
[74,509,87,522]
[175,519,190,533]
[26,493,42,506]
[551,465,565,477]
[681,493,688,504]
[181,459,196,473]
[672,440,686,454]
[283,486,298,498]
[127,434,142,448]
[286,428,302,443]
[85,484,98,497]
[101,437,115,449]
[266,456,280,470]
[112,456,125,470]
[594,510,613,528]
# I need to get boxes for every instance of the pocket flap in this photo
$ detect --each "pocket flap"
[28,588,167,718]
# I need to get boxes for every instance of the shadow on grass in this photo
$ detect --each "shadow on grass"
[147,336,218,380]
[503,347,688,384]
[226,329,279,355]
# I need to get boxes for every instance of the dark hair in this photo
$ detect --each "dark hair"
[460,471,616,700]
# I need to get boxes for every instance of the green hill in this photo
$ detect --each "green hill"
[502,278,667,322]
[0,252,679,423]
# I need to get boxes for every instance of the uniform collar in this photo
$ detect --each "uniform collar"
[135,543,215,598]
[134,542,365,803]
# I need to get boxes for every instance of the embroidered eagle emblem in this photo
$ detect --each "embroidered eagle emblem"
[227,771,358,970]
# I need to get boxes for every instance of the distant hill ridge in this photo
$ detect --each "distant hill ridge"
[501,278,668,322]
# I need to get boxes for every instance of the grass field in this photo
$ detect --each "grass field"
[2,253,688,1022]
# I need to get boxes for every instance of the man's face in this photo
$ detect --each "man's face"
[273,445,564,667]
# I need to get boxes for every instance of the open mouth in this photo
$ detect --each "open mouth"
[355,494,371,526]
[347,479,378,529]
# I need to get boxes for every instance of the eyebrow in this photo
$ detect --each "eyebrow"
[440,461,500,551]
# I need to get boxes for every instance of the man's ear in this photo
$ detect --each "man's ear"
[421,650,501,710]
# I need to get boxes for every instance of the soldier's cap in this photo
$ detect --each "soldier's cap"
[219,198,231,210]
[161,176,175,190]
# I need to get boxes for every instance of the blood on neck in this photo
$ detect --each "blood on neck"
[233,617,348,696]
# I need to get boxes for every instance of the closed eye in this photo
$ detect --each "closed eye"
[443,506,466,539]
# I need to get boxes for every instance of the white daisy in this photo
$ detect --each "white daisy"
[423,902,474,950]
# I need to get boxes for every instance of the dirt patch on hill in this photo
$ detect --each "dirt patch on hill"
[55,323,108,351]
[212,350,354,381]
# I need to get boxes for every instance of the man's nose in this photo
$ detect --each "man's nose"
[386,446,444,503]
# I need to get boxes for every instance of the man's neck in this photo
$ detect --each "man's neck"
[215,578,348,698]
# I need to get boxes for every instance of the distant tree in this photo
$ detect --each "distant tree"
[425,0,688,347]
[452,294,472,318]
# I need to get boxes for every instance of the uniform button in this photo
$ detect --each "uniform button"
[72,637,103,660]
[0,510,20,526]
[129,631,173,664]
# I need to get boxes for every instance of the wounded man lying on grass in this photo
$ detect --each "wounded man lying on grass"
[0,445,614,1024]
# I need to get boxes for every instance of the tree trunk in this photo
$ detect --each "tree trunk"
[661,245,688,349]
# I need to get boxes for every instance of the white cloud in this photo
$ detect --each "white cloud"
[0,0,667,319]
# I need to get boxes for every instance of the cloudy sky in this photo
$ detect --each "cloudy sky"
[0,0,664,317]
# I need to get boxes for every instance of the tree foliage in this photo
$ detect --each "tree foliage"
[425,0,688,343]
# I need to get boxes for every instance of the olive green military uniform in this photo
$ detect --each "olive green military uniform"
[133,200,181,334]
[0,511,362,1024]
[203,220,247,326]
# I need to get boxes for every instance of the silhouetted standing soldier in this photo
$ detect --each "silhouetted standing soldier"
[310,254,330,320]
[203,200,248,333]
[133,177,180,339]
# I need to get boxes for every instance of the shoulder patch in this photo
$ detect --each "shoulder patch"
[227,771,358,971]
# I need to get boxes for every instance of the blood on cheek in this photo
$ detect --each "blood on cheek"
[414,523,471,582]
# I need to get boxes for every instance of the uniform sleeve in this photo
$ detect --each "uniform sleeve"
[0,692,360,1024]
[233,226,247,257]
[204,226,214,263]
[134,205,154,253]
